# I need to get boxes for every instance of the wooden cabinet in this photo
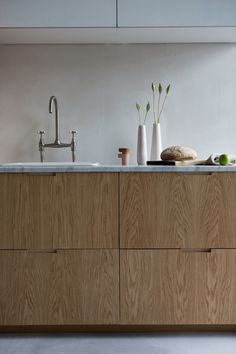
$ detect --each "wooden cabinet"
[120,173,236,248]
[1,171,236,329]
[0,173,118,249]
[0,250,119,325]
[118,0,236,27]
[120,249,236,325]
[0,0,116,28]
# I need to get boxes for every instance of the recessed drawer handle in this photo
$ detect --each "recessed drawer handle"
[26,172,57,176]
[182,172,213,176]
[27,249,58,254]
[181,248,211,253]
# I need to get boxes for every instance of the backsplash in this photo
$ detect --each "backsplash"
[0,43,235,164]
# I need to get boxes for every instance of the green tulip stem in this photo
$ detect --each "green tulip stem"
[152,90,156,123]
[157,91,161,122]
[144,112,148,125]
[138,111,141,125]
[158,92,168,123]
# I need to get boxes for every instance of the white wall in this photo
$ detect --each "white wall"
[0,44,236,164]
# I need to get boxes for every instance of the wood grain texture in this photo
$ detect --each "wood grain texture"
[58,250,119,324]
[120,249,236,325]
[0,174,55,249]
[0,173,118,249]
[120,173,236,248]
[0,250,59,325]
[0,250,119,325]
[54,173,118,249]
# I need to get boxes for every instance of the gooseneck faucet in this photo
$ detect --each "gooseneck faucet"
[49,96,60,145]
[38,96,78,162]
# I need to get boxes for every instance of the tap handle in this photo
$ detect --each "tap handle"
[38,130,45,137]
[70,131,78,163]
[38,131,45,163]
[70,130,78,138]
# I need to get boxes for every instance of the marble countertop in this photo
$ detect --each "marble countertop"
[0,163,236,173]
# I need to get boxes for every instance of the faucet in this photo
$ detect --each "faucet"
[38,96,78,162]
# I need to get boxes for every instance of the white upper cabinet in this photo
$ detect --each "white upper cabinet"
[0,0,235,43]
[118,0,236,27]
[0,0,116,28]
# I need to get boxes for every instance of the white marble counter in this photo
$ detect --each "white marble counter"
[0,163,236,173]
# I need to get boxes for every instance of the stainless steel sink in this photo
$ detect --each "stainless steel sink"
[0,162,100,167]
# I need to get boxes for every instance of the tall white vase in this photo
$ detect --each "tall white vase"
[150,122,162,160]
[137,125,147,165]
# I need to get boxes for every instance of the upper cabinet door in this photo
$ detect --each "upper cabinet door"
[118,0,236,27]
[0,0,116,28]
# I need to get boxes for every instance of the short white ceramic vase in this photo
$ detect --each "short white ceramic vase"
[150,122,162,160]
[137,125,147,165]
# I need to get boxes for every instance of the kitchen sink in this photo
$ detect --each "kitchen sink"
[0,162,100,167]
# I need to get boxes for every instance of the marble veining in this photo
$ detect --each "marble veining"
[0,164,236,173]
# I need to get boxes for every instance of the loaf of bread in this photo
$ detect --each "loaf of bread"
[161,145,197,161]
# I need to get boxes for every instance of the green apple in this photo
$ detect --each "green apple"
[219,154,231,166]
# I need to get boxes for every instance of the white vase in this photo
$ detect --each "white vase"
[137,125,147,165]
[150,122,162,160]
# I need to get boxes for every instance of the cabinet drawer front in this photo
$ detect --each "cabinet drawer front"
[120,173,236,248]
[0,173,118,249]
[0,250,119,325]
[120,249,236,325]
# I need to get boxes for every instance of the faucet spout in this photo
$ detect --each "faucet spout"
[49,96,60,144]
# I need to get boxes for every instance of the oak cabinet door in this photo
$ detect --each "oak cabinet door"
[120,250,236,325]
[0,250,119,325]
[54,173,118,248]
[0,173,118,249]
[0,174,56,249]
[120,173,236,248]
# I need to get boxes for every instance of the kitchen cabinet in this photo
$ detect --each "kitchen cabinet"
[118,0,236,27]
[0,0,116,28]
[120,249,236,325]
[120,173,236,249]
[0,250,119,325]
[0,170,236,330]
[0,0,236,43]
[0,173,118,249]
